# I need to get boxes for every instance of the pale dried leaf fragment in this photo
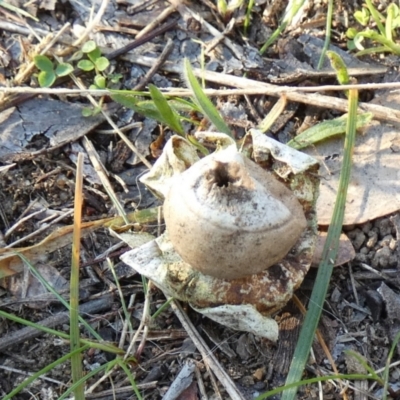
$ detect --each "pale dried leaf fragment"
[304,119,400,225]
[140,135,200,199]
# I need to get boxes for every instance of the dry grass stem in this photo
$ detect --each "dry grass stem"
[5,77,400,125]
[5,210,74,248]
[135,4,176,40]
[133,38,174,91]
[82,137,128,221]
[70,75,152,169]
[14,22,71,84]
[170,299,247,400]
[72,0,110,47]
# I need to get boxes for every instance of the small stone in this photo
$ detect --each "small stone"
[372,247,392,268]
[389,255,398,266]
[362,221,373,233]
[253,367,265,381]
[253,381,266,390]
[366,231,378,248]
[389,238,398,251]
[180,39,201,59]
[176,30,187,40]
[347,228,365,250]
[391,368,400,381]
[360,247,369,255]
[206,60,220,71]
[355,253,368,263]
[240,375,255,387]
[330,287,341,302]
[379,235,393,247]
[375,218,392,237]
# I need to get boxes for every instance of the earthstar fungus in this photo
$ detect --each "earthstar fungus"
[121,130,319,340]
[164,148,307,280]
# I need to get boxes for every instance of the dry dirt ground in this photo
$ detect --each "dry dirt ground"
[1,1,400,399]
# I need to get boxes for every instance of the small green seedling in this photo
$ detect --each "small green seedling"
[217,0,244,20]
[33,55,73,87]
[77,40,110,73]
[259,0,307,54]
[347,1,400,56]
[75,41,122,116]
[110,59,233,154]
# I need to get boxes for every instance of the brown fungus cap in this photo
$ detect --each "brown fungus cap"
[164,149,307,280]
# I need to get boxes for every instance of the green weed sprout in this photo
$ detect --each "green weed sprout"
[77,40,110,74]
[111,59,231,144]
[33,55,73,87]
[259,0,306,54]
[217,0,244,20]
[347,1,400,56]
[75,41,123,116]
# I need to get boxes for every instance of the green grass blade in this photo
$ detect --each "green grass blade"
[118,359,143,399]
[149,84,185,135]
[385,4,396,42]
[326,51,350,85]
[110,89,148,102]
[0,309,123,353]
[365,0,386,36]
[111,89,202,132]
[382,330,400,399]
[280,89,359,400]
[244,0,255,35]
[186,134,210,156]
[183,58,232,137]
[15,252,102,340]
[3,345,89,400]
[168,98,202,113]
[344,350,382,381]
[358,30,400,55]
[58,359,119,400]
[255,373,377,399]
[107,259,134,333]
[151,297,174,319]
[287,112,372,149]
[112,93,184,134]
[122,98,168,121]
[355,45,391,56]
[317,0,334,70]
[259,0,306,54]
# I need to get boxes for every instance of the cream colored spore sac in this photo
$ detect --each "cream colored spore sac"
[163,148,307,280]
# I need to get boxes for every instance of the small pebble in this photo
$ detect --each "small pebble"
[361,221,373,233]
[375,218,392,237]
[176,30,187,40]
[253,367,265,381]
[389,238,398,251]
[366,231,378,248]
[253,381,266,391]
[389,255,398,266]
[372,247,392,268]
[331,287,341,302]
[355,253,368,263]
[347,228,365,250]
[240,376,255,387]
[379,235,393,247]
